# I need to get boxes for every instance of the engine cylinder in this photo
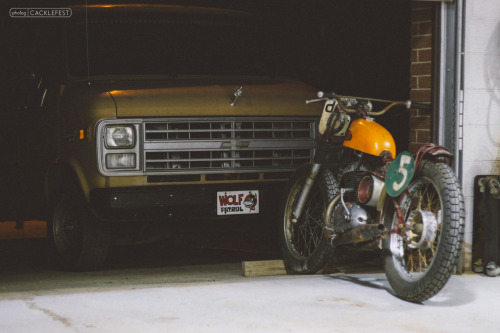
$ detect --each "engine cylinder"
[357,174,385,207]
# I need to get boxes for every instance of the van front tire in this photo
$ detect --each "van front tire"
[48,194,109,271]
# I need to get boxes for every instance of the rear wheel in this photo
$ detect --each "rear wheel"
[279,166,339,274]
[48,194,110,271]
[384,160,465,302]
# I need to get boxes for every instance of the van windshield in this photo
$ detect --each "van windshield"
[67,7,277,77]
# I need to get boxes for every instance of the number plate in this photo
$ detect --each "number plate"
[385,151,415,197]
[217,190,259,215]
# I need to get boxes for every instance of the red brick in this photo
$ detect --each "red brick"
[418,21,433,36]
[418,76,432,89]
[418,107,432,117]
[409,129,417,142]
[410,1,435,148]
[410,89,432,102]
[411,35,432,49]
[410,62,432,76]
[416,129,431,143]
[412,2,433,10]
[411,23,419,36]
[418,49,432,62]
[412,7,433,22]
[410,50,418,62]
[409,142,421,155]
[410,76,418,89]
[410,115,431,130]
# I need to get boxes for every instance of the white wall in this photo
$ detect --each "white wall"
[462,0,500,268]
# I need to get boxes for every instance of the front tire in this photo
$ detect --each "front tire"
[48,194,110,271]
[279,166,339,274]
[384,160,465,302]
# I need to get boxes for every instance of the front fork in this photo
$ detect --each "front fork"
[291,163,321,223]
[291,138,335,223]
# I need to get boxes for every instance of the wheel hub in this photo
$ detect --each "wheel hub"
[406,210,437,250]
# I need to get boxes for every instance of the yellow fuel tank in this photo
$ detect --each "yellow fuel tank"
[343,118,396,158]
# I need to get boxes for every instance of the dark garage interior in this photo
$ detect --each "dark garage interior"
[4,1,500,330]
[0,0,410,273]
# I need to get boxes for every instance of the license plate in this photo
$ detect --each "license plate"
[217,190,259,215]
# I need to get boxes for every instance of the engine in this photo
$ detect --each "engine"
[330,161,385,236]
[334,202,370,229]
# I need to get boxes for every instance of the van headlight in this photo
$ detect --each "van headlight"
[105,125,135,148]
[106,153,136,169]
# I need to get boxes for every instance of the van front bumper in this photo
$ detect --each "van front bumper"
[89,182,285,222]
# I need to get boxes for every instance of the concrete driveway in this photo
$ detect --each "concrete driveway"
[1,222,499,333]
[1,266,499,333]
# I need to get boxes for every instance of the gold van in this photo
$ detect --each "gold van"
[7,4,320,270]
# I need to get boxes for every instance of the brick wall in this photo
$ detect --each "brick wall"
[409,2,433,154]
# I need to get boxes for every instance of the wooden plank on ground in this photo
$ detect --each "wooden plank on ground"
[242,260,287,277]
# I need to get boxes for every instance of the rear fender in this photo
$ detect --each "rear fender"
[414,144,454,169]
[380,145,454,244]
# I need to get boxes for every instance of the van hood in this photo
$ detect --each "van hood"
[99,76,320,118]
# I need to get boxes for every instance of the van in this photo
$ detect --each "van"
[3,4,320,270]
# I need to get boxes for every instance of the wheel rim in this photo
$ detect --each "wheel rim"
[390,177,443,281]
[52,199,84,260]
[284,179,325,260]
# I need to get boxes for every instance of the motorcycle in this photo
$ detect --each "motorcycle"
[279,91,465,303]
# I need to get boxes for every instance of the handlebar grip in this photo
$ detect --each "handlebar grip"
[409,101,431,110]
[317,91,335,99]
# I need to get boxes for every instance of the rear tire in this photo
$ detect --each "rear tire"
[48,194,110,271]
[279,166,339,274]
[384,160,465,302]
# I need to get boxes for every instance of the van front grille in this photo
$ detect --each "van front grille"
[143,118,317,173]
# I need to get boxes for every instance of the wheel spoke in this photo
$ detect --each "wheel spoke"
[282,169,339,274]
[386,161,464,302]
[398,178,442,276]
[288,183,325,258]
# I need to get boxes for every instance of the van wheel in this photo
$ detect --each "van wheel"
[48,195,110,271]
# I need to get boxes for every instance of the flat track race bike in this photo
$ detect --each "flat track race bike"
[279,91,465,303]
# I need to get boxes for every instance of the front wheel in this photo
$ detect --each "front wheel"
[384,160,465,302]
[48,194,110,271]
[279,166,339,274]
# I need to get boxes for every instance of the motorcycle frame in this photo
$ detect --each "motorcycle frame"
[293,94,455,247]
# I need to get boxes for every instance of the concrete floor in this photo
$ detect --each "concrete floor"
[1,221,499,332]
[1,268,500,333]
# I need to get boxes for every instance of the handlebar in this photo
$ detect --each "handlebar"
[306,91,431,116]
[408,101,431,110]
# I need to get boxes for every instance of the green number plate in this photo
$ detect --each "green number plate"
[385,151,415,197]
